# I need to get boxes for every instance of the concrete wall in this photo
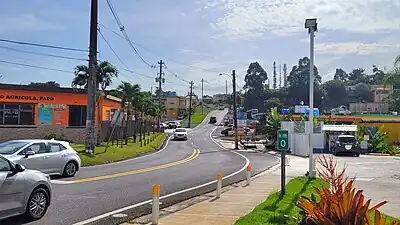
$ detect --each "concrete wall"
[0,126,86,143]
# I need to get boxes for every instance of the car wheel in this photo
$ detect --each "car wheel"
[25,187,50,221]
[355,153,360,157]
[63,161,78,177]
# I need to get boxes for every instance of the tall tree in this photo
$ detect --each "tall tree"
[29,81,61,88]
[117,82,141,119]
[72,61,118,145]
[348,68,367,85]
[272,61,277,89]
[243,62,269,110]
[286,57,322,106]
[322,80,348,108]
[333,68,348,81]
[354,83,373,102]
[283,63,288,87]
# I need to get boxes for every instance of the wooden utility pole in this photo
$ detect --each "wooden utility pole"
[232,70,238,150]
[201,78,204,114]
[188,81,194,128]
[85,0,98,154]
[157,60,164,102]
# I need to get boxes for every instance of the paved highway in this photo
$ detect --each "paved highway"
[3,110,278,225]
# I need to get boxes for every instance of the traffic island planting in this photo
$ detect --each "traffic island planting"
[71,133,167,166]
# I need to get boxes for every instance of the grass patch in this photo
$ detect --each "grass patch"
[235,176,399,225]
[183,104,216,128]
[71,133,167,167]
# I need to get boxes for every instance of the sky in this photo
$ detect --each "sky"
[0,0,399,96]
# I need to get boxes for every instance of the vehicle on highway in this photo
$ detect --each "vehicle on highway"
[0,139,81,177]
[159,123,169,128]
[173,128,188,140]
[209,116,217,124]
[168,121,181,129]
[0,155,52,221]
[331,135,361,156]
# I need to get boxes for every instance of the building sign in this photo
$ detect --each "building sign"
[38,103,66,109]
[38,107,53,125]
[0,95,54,101]
[53,108,66,126]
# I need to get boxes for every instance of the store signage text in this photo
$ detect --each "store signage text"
[0,95,54,101]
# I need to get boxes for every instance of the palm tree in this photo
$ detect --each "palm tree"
[72,61,118,146]
[117,82,141,119]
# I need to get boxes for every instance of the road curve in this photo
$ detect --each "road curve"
[2,109,278,225]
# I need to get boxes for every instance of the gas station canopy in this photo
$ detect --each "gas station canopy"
[322,124,358,132]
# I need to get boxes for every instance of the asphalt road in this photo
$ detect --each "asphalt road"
[2,109,278,225]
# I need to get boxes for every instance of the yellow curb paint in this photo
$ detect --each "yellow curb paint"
[71,149,200,184]
[247,164,251,172]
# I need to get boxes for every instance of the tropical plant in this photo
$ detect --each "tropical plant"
[368,126,389,154]
[264,107,281,145]
[296,155,399,225]
[117,82,141,119]
[72,61,118,146]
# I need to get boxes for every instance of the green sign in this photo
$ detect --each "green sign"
[277,130,289,151]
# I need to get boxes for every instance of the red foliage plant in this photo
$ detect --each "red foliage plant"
[296,154,400,225]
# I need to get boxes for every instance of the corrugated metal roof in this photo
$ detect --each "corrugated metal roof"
[322,124,358,132]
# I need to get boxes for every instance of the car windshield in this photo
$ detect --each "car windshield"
[0,141,30,155]
[338,137,356,143]
[175,128,186,132]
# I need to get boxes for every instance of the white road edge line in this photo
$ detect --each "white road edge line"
[73,122,250,225]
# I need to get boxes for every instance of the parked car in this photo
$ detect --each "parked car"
[168,121,181,129]
[0,155,52,221]
[177,114,185,120]
[218,106,224,110]
[173,128,188,140]
[221,127,234,136]
[159,123,169,128]
[0,139,81,177]
[209,116,217,124]
[331,135,361,156]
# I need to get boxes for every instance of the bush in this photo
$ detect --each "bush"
[43,133,69,142]
[296,155,400,225]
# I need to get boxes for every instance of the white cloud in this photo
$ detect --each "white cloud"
[202,0,400,40]
[315,42,400,55]
[0,14,65,34]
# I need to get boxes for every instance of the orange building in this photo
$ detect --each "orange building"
[0,83,121,127]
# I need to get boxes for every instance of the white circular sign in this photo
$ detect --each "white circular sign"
[280,140,287,148]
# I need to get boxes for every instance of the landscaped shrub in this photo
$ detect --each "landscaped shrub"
[296,155,400,225]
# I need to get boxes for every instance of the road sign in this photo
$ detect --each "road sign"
[277,130,289,151]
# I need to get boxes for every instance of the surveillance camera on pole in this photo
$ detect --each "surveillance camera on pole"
[305,18,317,178]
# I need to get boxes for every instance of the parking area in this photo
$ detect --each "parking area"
[279,154,400,218]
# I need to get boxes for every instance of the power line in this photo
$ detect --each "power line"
[104,0,156,68]
[0,60,72,73]
[0,38,88,52]
[0,45,87,61]
[97,23,221,74]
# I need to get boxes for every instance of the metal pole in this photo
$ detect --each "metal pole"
[85,0,98,154]
[309,28,316,178]
[158,60,163,102]
[201,78,204,114]
[232,70,238,150]
[188,81,193,128]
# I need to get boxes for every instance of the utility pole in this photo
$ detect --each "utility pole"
[201,78,204,114]
[188,81,194,128]
[85,0,98,154]
[157,60,164,102]
[225,80,228,107]
[232,70,238,150]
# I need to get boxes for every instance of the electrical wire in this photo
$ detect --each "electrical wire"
[0,45,87,61]
[0,60,72,73]
[105,0,156,68]
[97,23,221,74]
[0,38,88,52]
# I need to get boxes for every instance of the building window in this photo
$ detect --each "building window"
[68,105,86,126]
[0,103,35,125]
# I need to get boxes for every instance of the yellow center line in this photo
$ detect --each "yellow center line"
[71,149,201,184]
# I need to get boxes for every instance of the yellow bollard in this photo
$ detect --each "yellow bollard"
[152,184,160,225]
[216,173,223,198]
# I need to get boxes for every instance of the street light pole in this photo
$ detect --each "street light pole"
[305,18,318,178]
[232,70,239,150]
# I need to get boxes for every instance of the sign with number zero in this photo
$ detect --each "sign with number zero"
[277,130,289,151]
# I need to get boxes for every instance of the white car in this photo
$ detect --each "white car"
[173,128,188,141]
[0,155,52,221]
[0,139,81,177]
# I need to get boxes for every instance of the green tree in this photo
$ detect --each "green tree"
[348,68,367,85]
[264,97,282,111]
[117,81,141,119]
[286,57,322,106]
[322,80,348,108]
[354,83,373,102]
[272,61,277,89]
[243,62,269,110]
[72,61,118,146]
[333,68,348,81]
[29,81,60,88]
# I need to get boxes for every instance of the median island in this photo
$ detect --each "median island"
[71,133,167,167]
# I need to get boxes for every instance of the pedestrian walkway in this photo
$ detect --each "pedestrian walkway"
[147,173,280,225]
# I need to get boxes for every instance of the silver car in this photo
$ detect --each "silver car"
[0,155,52,221]
[0,139,81,177]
